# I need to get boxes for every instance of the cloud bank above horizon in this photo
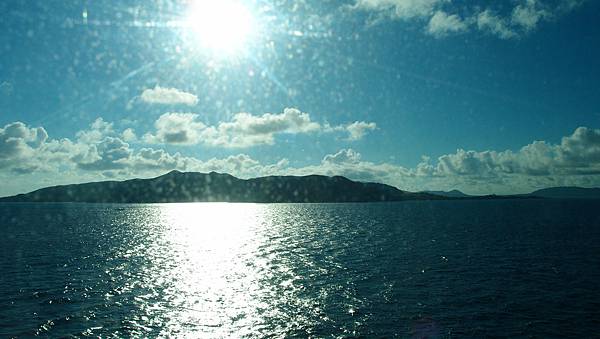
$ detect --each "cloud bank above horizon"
[2,113,600,197]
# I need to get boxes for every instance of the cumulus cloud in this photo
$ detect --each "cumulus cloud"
[0,118,295,183]
[77,137,132,171]
[0,122,48,170]
[323,149,362,164]
[0,119,169,176]
[345,121,377,141]
[325,121,377,141]
[143,113,207,145]
[135,148,180,170]
[76,118,114,143]
[144,108,377,148]
[208,108,322,147]
[3,118,600,196]
[351,0,585,39]
[556,127,600,171]
[143,108,321,147]
[122,128,137,142]
[286,148,415,187]
[286,127,600,193]
[430,127,600,178]
[131,148,204,172]
[139,85,198,106]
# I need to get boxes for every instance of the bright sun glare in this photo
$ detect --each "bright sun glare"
[185,0,256,55]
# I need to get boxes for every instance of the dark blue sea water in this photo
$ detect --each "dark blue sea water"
[1,200,599,338]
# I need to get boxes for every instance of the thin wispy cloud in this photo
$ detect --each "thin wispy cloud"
[0,81,13,96]
[427,11,468,37]
[352,0,446,20]
[512,0,550,31]
[351,0,587,39]
[476,10,517,39]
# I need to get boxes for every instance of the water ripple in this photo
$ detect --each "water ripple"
[1,200,599,337]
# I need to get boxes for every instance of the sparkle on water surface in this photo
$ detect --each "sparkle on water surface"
[122,203,323,337]
[1,200,599,337]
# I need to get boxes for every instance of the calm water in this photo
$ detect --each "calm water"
[1,200,599,338]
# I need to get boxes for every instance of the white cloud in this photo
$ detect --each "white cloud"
[0,122,48,170]
[200,154,264,176]
[512,0,550,31]
[76,118,114,143]
[143,113,207,145]
[351,0,585,39]
[476,10,517,39]
[3,118,600,197]
[144,108,377,148]
[431,127,600,178]
[323,149,362,164]
[556,126,600,170]
[139,85,198,106]
[77,137,132,171]
[324,121,378,141]
[353,0,447,19]
[122,128,137,142]
[132,148,199,172]
[287,148,415,187]
[286,127,600,194]
[208,108,322,147]
[427,11,468,37]
[345,121,377,141]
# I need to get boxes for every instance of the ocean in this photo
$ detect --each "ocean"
[1,200,599,337]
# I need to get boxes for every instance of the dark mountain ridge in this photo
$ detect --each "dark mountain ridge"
[0,170,440,203]
[422,189,472,198]
[425,187,600,199]
[2,171,596,203]
[525,186,600,199]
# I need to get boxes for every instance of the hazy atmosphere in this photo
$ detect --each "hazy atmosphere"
[1,0,599,196]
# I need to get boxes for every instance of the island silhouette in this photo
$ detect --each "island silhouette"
[0,170,598,203]
[0,171,438,203]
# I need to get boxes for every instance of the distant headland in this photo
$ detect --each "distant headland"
[0,170,598,203]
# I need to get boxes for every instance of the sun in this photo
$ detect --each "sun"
[184,0,257,56]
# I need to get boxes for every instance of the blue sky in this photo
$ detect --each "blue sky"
[1,0,599,196]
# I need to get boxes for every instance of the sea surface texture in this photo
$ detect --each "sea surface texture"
[1,200,599,338]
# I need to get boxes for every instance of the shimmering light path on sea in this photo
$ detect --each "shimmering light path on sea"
[1,200,599,337]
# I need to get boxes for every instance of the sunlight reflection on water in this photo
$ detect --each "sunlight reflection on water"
[75,202,364,338]
[157,203,272,337]
[2,201,599,337]
[137,203,332,337]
